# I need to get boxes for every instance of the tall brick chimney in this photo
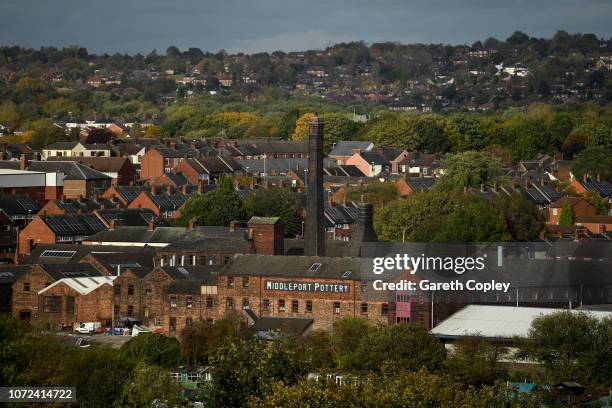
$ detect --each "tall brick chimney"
[305,116,325,257]
[19,154,28,170]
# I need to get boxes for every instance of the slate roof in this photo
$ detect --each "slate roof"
[39,214,108,236]
[145,191,194,212]
[110,185,149,204]
[329,141,374,157]
[27,161,111,180]
[162,172,191,186]
[95,208,156,226]
[0,196,40,216]
[359,152,389,166]
[40,263,103,281]
[222,254,369,280]
[157,266,219,284]
[86,225,247,245]
[44,141,80,150]
[250,317,314,338]
[21,244,153,265]
[405,178,437,192]
[88,250,156,278]
[0,265,31,284]
[283,239,349,256]
[576,177,612,198]
[48,156,131,173]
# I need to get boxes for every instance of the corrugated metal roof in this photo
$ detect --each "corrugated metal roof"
[430,305,612,340]
[39,275,117,295]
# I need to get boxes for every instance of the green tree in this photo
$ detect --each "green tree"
[0,101,20,128]
[330,317,372,369]
[321,113,360,152]
[346,181,399,209]
[517,311,612,385]
[374,191,457,242]
[178,185,249,227]
[291,112,316,141]
[29,119,71,149]
[180,313,245,365]
[436,151,503,191]
[359,114,421,151]
[584,191,610,215]
[558,202,574,226]
[274,109,300,140]
[116,362,183,408]
[572,146,612,181]
[244,187,301,236]
[352,324,447,372]
[434,199,510,243]
[446,337,504,386]
[120,333,181,368]
[495,194,543,241]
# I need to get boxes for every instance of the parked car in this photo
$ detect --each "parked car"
[74,322,102,334]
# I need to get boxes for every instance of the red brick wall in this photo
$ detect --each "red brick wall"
[128,192,161,217]
[141,149,164,181]
[248,223,284,255]
[11,266,53,319]
[38,282,114,328]
[174,160,201,185]
[217,275,389,331]
[18,218,56,254]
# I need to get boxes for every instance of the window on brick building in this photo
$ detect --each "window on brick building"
[127,284,134,295]
[226,297,234,309]
[145,287,152,297]
[262,298,270,311]
[278,299,285,312]
[66,296,75,315]
[224,256,230,264]
[206,297,214,309]
[43,296,61,313]
[381,303,389,316]
[170,296,178,308]
[23,282,30,292]
[242,298,250,309]
[291,300,299,313]
[243,277,249,288]
[361,303,368,314]
[227,277,234,288]
[333,302,340,314]
[127,305,134,317]
[186,297,194,308]
[114,284,121,295]
[360,282,368,293]
[305,300,312,313]
[186,317,193,326]
[169,317,176,332]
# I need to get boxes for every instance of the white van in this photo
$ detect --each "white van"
[75,322,101,334]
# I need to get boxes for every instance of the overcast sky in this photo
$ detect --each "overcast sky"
[0,0,610,55]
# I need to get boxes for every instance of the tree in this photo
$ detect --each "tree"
[572,146,612,181]
[558,202,574,226]
[116,363,183,408]
[83,127,113,144]
[352,324,446,372]
[178,186,249,227]
[120,333,181,368]
[433,199,510,243]
[584,191,610,215]
[495,194,543,241]
[446,337,504,386]
[374,191,457,242]
[436,151,503,191]
[330,317,372,369]
[29,119,71,149]
[274,109,300,140]
[346,181,399,209]
[0,101,20,128]
[517,311,612,385]
[244,187,301,236]
[359,114,421,151]
[180,313,245,365]
[321,113,360,152]
[291,112,316,141]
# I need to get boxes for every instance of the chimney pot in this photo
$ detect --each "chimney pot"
[583,173,588,183]
[110,219,117,230]
[229,220,237,232]
[596,173,601,183]
[353,147,361,155]
[150,184,156,195]
[19,154,28,170]
[148,219,156,231]
[480,183,484,192]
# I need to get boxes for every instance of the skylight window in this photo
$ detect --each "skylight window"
[41,250,77,258]
[308,263,322,272]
